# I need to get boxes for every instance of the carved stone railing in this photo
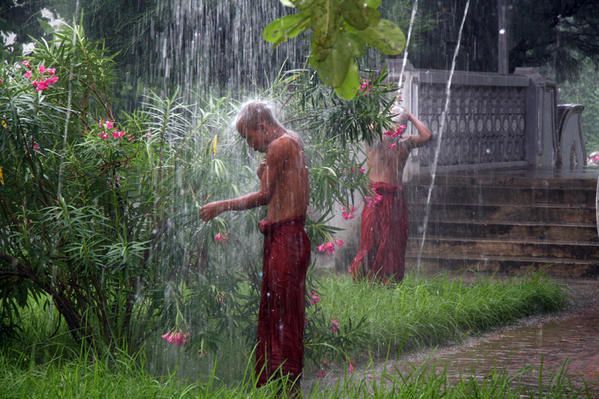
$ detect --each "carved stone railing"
[387,61,561,173]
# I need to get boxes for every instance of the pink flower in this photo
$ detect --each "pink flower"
[214,232,227,242]
[387,142,397,150]
[317,242,334,255]
[46,67,56,75]
[348,360,355,374]
[104,120,115,130]
[359,80,372,94]
[32,142,40,153]
[112,130,125,139]
[342,206,356,220]
[331,319,340,334]
[22,60,31,69]
[98,131,109,140]
[309,290,320,305]
[366,193,383,208]
[45,75,59,85]
[384,125,407,139]
[38,65,46,73]
[161,331,189,346]
[396,124,407,136]
[316,370,327,379]
[24,70,32,79]
[334,239,344,248]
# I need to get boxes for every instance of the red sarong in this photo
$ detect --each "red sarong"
[349,181,408,282]
[256,217,311,386]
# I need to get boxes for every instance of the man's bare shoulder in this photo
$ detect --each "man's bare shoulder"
[271,134,302,153]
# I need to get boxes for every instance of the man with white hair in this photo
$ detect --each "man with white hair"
[200,101,310,390]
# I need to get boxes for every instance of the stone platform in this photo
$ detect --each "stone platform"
[405,167,599,278]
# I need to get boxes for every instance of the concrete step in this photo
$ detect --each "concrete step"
[408,203,595,224]
[406,236,599,260]
[410,172,598,190]
[406,184,596,207]
[406,254,599,278]
[408,220,598,242]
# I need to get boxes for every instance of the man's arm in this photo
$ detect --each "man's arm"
[199,139,286,221]
[404,112,432,148]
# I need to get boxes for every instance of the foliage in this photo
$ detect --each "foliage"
[1,274,584,398]
[0,351,594,398]
[558,59,599,153]
[0,23,262,350]
[263,0,405,99]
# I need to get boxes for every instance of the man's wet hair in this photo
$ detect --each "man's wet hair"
[236,101,280,132]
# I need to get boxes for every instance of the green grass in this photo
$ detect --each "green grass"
[0,272,575,398]
[0,353,592,398]
[310,272,566,359]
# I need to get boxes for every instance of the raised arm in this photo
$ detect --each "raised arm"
[404,112,432,148]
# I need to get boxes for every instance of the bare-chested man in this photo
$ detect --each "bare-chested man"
[349,107,432,282]
[199,101,310,388]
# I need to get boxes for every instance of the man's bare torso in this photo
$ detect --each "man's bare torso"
[264,134,309,222]
[367,140,411,185]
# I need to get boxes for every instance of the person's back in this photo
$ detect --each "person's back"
[350,108,432,282]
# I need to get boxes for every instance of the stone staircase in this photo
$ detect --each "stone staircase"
[404,170,599,277]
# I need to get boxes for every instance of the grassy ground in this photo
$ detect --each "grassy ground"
[1,272,585,398]
[306,272,566,364]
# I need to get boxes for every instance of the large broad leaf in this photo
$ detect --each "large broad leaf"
[334,60,360,100]
[341,0,381,31]
[263,13,309,46]
[364,0,382,8]
[310,33,361,87]
[362,19,406,55]
[311,0,338,48]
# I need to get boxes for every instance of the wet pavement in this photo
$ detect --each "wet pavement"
[306,278,599,395]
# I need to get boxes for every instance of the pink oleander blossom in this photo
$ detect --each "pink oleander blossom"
[38,65,46,73]
[32,142,40,153]
[317,241,335,255]
[316,370,327,379]
[331,319,340,334]
[46,67,56,75]
[104,120,115,130]
[22,60,31,69]
[366,193,383,208]
[161,331,189,346]
[359,80,372,94]
[348,360,355,374]
[214,232,228,242]
[359,167,366,174]
[309,290,320,305]
[98,131,109,140]
[112,130,125,139]
[24,70,32,79]
[387,142,397,150]
[334,239,344,248]
[342,206,356,220]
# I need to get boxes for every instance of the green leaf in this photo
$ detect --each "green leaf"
[310,33,360,88]
[364,0,382,8]
[263,13,309,46]
[341,0,381,30]
[362,19,406,55]
[334,60,360,100]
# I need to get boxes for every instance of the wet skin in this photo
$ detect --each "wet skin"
[199,123,309,223]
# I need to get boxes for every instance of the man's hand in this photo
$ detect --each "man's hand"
[257,160,267,179]
[200,201,225,221]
